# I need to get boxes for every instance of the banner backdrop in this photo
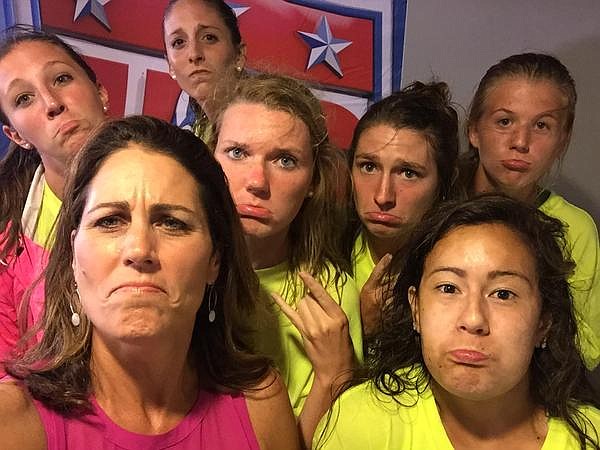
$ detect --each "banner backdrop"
[0,0,407,153]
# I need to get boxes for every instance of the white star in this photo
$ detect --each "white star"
[74,0,112,31]
[226,2,250,18]
[298,16,352,77]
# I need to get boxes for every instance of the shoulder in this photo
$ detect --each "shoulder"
[245,369,300,450]
[0,382,45,449]
[539,193,598,240]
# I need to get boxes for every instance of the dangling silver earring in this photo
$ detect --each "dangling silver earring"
[70,284,81,327]
[207,284,217,323]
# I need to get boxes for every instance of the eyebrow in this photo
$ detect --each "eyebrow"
[355,152,428,171]
[85,201,196,216]
[167,24,222,38]
[491,107,565,119]
[427,266,533,286]
[6,60,72,93]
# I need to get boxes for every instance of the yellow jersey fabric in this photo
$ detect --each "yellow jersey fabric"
[352,232,376,292]
[539,192,600,369]
[254,262,363,416]
[315,377,600,449]
[32,180,61,249]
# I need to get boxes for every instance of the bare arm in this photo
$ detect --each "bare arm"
[0,382,45,450]
[273,272,355,449]
[246,370,301,450]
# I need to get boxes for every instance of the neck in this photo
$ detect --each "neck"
[473,165,539,204]
[432,379,547,448]
[90,332,198,433]
[41,160,67,200]
[246,233,289,270]
[364,230,407,263]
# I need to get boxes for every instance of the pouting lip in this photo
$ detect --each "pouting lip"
[364,211,403,225]
[236,204,273,220]
[449,349,490,364]
[188,68,212,78]
[110,282,166,296]
[501,159,531,172]
[54,120,79,138]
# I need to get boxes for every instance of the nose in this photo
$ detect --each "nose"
[121,222,159,272]
[510,125,530,153]
[374,173,395,210]
[41,89,65,119]
[188,38,204,64]
[457,295,490,336]
[246,161,270,198]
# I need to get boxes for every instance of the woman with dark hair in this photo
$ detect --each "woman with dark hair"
[163,0,246,142]
[213,72,362,447]
[316,195,600,450]
[460,53,599,369]
[0,116,299,449]
[346,81,459,334]
[0,28,109,373]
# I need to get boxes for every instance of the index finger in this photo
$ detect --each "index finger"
[271,292,305,333]
[298,271,344,317]
[364,253,392,289]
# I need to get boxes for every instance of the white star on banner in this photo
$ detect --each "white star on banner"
[298,16,352,77]
[74,0,112,31]
[226,2,250,18]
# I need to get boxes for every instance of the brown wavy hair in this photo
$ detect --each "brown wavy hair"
[213,72,351,297]
[0,27,99,263]
[6,116,271,414]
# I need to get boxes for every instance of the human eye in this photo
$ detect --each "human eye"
[358,160,377,174]
[202,33,219,43]
[93,215,126,231]
[400,168,419,179]
[225,146,247,160]
[276,154,298,170]
[491,289,516,301]
[156,215,190,233]
[15,93,33,107]
[497,117,511,127]
[170,37,185,49]
[55,73,73,85]
[535,120,548,130]
[436,283,458,294]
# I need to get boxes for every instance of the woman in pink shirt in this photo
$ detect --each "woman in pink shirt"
[0,116,299,449]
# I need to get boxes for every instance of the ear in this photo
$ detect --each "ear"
[408,286,420,333]
[207,251,221,285]
[167,63,176,80]
[536,313,552,346]
[3,124,31,149]
[71,229,79,275]
[235,43,247,70]
[467,124,480,150]
[96,83,109,114]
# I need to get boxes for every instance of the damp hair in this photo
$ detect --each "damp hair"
[344,81,459,263]
[6,115,271,414]
[0,26,98,264]
[353,194,598,450]
[458,53,577,196]
[213,72,351,297]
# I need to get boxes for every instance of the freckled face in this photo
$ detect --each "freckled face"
[164,0,243,104]
[72,145,219,344]
[352,125,439,241]
[469,77,570,196]
[214,102,314,246]
[410,223,546,401]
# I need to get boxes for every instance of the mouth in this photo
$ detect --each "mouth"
[188,69,212,81]
[364,212,403,225]
[55,120,80,138]
[236,204,273,220]
[111,283,166,296]
[501,159,530,172]
[449,349,490,365]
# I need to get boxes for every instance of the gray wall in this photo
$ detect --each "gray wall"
[402,0,600,225]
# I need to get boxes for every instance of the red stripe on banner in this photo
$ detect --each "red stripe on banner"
[83,55,127,118]
[321,100,358,150]
[143,70,183,121]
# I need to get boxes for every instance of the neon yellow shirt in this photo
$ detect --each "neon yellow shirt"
[254,262,363,416]
[352,232,376,292]
[539,192,600,369]
[32,180,61,249]
[315,377,600,449]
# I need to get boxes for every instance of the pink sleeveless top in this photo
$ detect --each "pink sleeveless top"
[33,390,260,450]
